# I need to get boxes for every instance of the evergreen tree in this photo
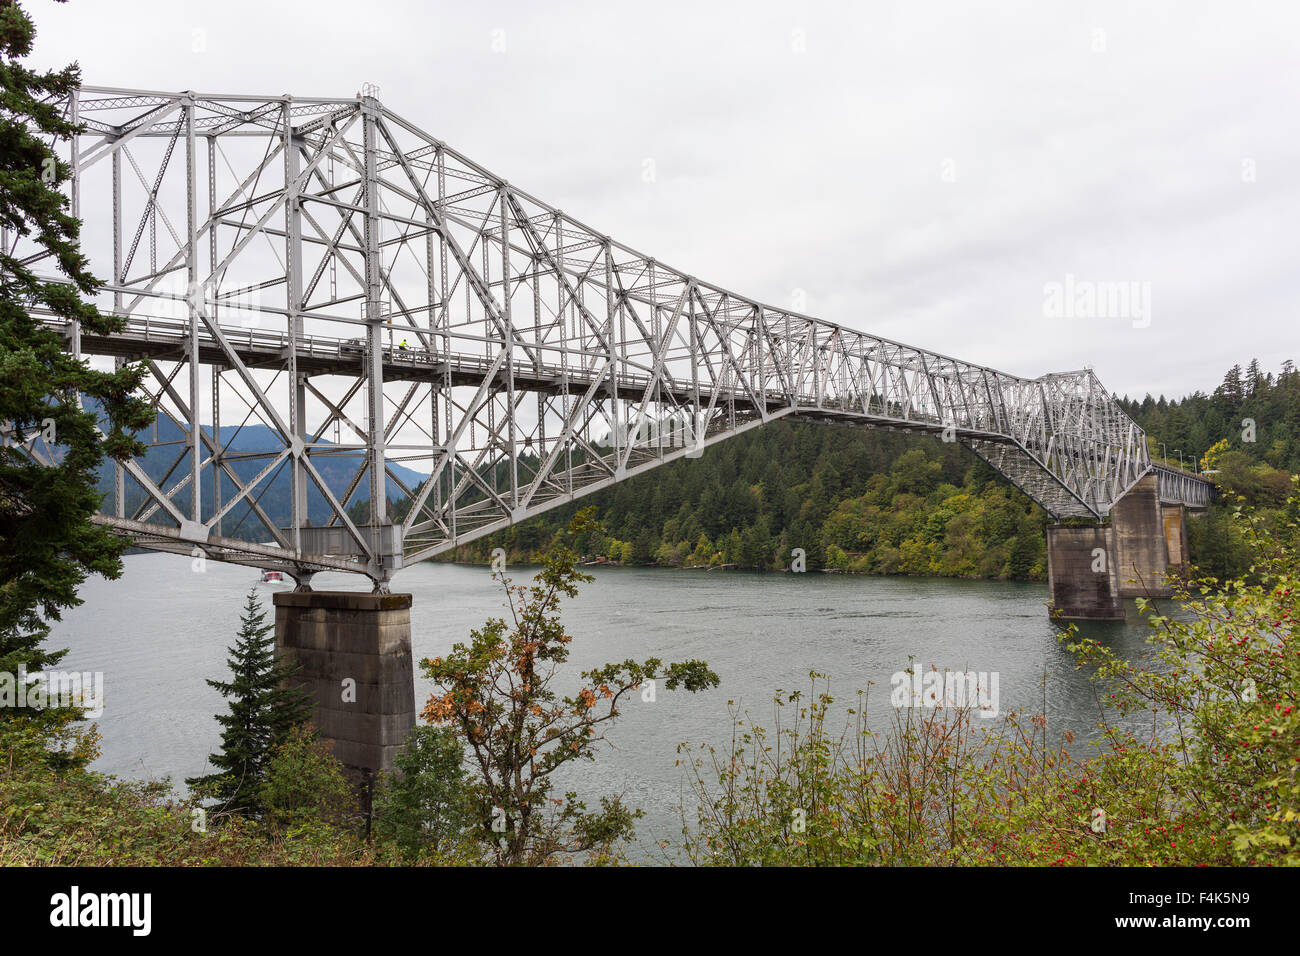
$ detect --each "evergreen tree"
[187,589,312,814]
[1216,364,1244,405]
[1245,358,1262,398]
[631,529,654,564]
[0,0,152,730]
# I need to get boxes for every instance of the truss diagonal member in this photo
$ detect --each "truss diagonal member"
[374,115,540,366]
[401,348,508,532]
[690,288,766,417]
[519,357,614,510]
[77,99,184,172]
[204,448,289,531]
[142,359,290,546]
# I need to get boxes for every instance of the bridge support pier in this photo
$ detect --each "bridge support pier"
[1048,473,1191,620]
[272,591,416,783]
[1110,473,1171,600]
[1163,504,1191,569]
[1047,524,1123,620]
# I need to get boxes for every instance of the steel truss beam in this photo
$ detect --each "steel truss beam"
[8,86,1210,588]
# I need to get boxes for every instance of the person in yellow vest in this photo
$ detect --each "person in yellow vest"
[398,338,409,351]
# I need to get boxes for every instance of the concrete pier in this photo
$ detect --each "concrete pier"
[272,591,416,778]
[1110,473,1170,598]
[1163,504,1190,568]
[1047,524,1122,620]
[1047,473,1197,620]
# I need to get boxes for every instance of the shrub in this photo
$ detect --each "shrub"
[373,726,476,862]
[258,725,357,836]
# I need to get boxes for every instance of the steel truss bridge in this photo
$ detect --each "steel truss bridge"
[9,86,1210,588]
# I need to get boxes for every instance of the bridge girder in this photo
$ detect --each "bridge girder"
[7,86,1211,585]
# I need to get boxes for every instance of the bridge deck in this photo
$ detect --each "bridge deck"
[49,314,1024,445]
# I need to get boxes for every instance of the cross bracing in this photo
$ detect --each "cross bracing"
[9,86,1211,588]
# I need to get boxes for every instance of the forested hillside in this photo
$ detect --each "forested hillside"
[448,424,1050,578]
[1119,359,1300,474]
[1120,359,1300,579]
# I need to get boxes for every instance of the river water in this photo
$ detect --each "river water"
[49,551,1163,859]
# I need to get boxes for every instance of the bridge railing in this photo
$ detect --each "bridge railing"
[1155,464,1214,509]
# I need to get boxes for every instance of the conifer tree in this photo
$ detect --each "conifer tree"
[1245,357,1261,398]
[1216,364,1244,405]
[0,0,152,730]
[187,589,313,815]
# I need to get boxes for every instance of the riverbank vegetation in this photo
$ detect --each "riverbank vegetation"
[447,426,1051,579]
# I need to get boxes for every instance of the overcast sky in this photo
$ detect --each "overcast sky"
[28,0,1300,400]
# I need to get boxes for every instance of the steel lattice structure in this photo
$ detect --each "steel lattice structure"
[10,86,1210,588]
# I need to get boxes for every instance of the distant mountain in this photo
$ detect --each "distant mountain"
[95,414,427,540]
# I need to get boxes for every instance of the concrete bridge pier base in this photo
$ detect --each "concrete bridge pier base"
[1048,473,1194,621]
[272,591,416,789]
[1047,524,1123,620]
